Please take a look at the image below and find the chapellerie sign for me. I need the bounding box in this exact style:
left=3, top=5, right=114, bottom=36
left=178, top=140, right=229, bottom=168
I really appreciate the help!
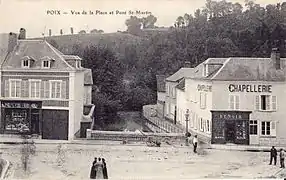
left=229, top=84, right=272, bottom=93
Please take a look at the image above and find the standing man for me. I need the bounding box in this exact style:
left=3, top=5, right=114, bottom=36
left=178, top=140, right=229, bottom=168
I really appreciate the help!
left=193, top=135, right=198, bottom=153
left=280, top=148, right=285, bottom=168
left=269, top=146, right=277, bottom=165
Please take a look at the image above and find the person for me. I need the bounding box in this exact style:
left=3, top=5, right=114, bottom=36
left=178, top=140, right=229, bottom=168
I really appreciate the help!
left=280, top=148, right=285, bottom=168
left=269, top=146, right=277, bottom=165
left=102, top=158, right=108, bottom=179
left=95, top=157, right=104, bottom=179
left=90, top=157, right=97, bottom=179
left=193, top=135, right=198, bottom=153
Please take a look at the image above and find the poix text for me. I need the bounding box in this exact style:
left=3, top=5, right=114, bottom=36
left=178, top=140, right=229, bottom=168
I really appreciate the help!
left=46, top=10, right=152, bottom=16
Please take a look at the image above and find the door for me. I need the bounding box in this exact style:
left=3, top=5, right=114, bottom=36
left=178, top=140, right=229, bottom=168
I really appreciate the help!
left=225, top=120, right=236, bottom=143
left=31, top=110, right=40, bottom=134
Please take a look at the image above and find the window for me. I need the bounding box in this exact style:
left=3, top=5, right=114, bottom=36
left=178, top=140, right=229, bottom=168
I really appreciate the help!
left=42, top=60, right=50, bottom=68
left=50, top=81, right=61, bottom=99
left=261, top=121, right=270, bottom=135
left=255, top=95, right=277, bottom=111
left=30, top=80, right=41, bottom=98
left=200, top=92, right=206, bottom=109
left=249, top=120, right=258, bottom=135
left=76, top=60, right=81, bottom=68
left=200, top=118, right=203, bottom=131
left=229, top=95, right=239, bottom=110
left=206, top=120, right=210, bottom=133
left=22, top=60, right=30, bottom=68
left=9, top=79, right=21, bottom=97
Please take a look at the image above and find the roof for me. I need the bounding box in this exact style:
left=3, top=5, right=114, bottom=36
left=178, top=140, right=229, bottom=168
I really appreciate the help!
left=156, top=75, right=166, bottom=92
left=184, top=57, right=286, bottom=81
left=1, top=40, right=75, bottom=70
left=84, top=68, right=93, bottom=85
left=176, top=78, right=185, bottom=91
left=0, top=33, right=9, bottom=63
left=166, top=68, right=194, bottom=82
left=211, top=57, right=286, bottom=81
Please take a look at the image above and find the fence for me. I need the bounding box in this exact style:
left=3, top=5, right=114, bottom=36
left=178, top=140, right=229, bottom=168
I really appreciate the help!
left=142, top=105, right=184, bottom=133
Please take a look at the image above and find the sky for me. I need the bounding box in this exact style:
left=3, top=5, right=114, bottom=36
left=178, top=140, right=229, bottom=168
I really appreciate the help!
left=0, top=0, right=282, bottom=38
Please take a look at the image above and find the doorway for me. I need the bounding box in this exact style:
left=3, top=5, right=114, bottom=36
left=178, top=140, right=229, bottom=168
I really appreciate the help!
left=225, top=120, right=236, bottom=143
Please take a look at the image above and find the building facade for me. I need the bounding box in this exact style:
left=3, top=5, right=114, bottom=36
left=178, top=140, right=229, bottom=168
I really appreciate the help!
left=165, top=68, right=193, bottom=124
left=174, top=50, right=286, bottom=146
left=0, top=29, right=94, bottom=140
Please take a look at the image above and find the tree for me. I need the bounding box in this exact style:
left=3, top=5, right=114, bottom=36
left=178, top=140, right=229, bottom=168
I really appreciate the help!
left=78, top=30, right=86, bottom=34
left=125, top=16, right=143, bottom=35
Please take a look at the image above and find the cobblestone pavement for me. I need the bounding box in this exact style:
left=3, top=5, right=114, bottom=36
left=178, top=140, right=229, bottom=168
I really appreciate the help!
left=1, top=143, right=284, bottom=179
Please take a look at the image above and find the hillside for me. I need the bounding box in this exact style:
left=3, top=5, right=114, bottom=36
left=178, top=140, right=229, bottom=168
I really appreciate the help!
left=30, top=32, right=145, bottom=56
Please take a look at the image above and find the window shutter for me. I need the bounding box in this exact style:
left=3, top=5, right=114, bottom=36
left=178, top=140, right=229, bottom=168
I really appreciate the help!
left=229, top=95, right=234, bottom=109
left=61, top=81, right=66, bottom=99
left=40, top=81, right=45, bottom=98
left=255, top=95, right=260, bottom=110
left=266, top=96, right=271, bottom=110
left=4, top=80, right=9, bottom=97
left=21, top=81, right=25, bottom=98
left=44, top=81, right=50, bottom=98
left=271, top=121, right=276, bottom=136
left=235, top=95, right=239, bottom=110
left=272, top=96, right=277, bottom=111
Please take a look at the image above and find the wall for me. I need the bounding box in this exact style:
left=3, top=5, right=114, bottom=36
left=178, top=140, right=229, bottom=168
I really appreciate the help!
left=176, top=88, right=187, bottom=126
left=183, top=78, right=212, bottom=139
left=83, top=85, right=92, bottom=105
left=1, top=71, right=69, bottom=108
left=212, top=81, right=286, bottom=145
left=72, top=71, right=85, bottom=138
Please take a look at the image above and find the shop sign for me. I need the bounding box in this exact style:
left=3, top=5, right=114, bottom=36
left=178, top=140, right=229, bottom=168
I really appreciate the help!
left=1, top=102, right=40, bottom=108
left=212, top=111, right=250, bottom=120
left=229, top=84, right=272, bottom=93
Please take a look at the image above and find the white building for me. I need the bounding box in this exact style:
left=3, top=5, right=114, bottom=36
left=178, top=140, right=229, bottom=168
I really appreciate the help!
left=175, top=49, right=286, bottom=146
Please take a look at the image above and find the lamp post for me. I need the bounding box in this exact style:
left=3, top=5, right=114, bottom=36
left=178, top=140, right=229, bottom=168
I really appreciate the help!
left=185, top=109, right=190, bottom=146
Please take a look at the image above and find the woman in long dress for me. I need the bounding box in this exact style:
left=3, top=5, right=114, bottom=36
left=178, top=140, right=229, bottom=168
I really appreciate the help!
left=90, top=157, right=97, bottom=179
left=102, top=158, right=108, bottom=179
left=95, top=158, right=104, bottom=179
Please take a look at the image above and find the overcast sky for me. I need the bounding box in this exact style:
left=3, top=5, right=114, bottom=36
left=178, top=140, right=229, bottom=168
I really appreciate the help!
left=0, top=0, right=282, bottom=38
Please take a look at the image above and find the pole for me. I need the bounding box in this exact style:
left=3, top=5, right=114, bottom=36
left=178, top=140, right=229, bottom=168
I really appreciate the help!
left=185, top=109, right=189, bottom=146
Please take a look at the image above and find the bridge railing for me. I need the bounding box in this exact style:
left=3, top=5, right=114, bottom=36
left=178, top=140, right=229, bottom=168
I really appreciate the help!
left=86, top=130, right=185, bottom=142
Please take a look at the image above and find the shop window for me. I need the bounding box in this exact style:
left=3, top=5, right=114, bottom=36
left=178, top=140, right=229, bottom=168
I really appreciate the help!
left=229, top=95, right=239, bottom=110
left=249, top=120, right=258, bottom=135
left=50, top=80, right=62, bottom=99
left=255, top=95, right=277, bottom=111
left=9, top=79, right=21, bottom=98
left=30, top=80, right=41, bottom=98
left=261, top=121, right=271, bottom=135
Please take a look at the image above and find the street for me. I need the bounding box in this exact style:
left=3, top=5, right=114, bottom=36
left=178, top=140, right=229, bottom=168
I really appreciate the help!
left=1, top=143, right=284, bottom=179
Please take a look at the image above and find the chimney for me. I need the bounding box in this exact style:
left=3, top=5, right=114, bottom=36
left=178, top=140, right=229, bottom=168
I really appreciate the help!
left=271, top=48, right=281, bottom=70
left=8, top=32, right=17, bottom=53
left=49, top=29, right=52, bottom=36
left=18, top=28, right=26, bottom=39
left=184, top=61, right=191, bottom=68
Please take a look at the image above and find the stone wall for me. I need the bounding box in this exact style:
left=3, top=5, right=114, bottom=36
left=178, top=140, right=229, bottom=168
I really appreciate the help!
left=86, top=130, right=185, bottom=142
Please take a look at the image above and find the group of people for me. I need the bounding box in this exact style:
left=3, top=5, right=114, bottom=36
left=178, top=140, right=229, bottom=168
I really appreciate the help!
left=269, top=146, right=285, bottom=168
left=90, top=157, right=108, bottom=179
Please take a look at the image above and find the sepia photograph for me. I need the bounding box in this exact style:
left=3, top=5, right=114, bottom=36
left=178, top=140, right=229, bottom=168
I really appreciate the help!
left=0, top=0, right=286, bottom=179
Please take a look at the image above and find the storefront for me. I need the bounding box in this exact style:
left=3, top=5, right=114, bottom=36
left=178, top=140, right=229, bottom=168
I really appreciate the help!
left=0, top=100, right=42, bottom=135
left=211, top=111, right=252, bottom=145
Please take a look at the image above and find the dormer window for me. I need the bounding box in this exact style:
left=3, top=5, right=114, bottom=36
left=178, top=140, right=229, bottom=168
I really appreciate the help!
left=76, top=60, right=81, bottom=68
left=22, top=60, right=29, bottom=67
left=21, top=56, right=34, bottom=68
left=41, top=56, right=54, bottom=69
left=42, top=60, right=50, bottom=68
